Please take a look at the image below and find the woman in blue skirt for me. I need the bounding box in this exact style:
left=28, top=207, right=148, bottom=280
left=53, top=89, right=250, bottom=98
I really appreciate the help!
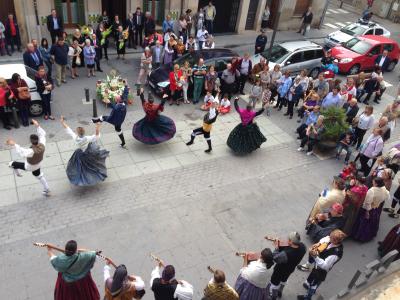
left=61, top=116, right=109, bottom=186
left=132, top=89, right=176, bottom=144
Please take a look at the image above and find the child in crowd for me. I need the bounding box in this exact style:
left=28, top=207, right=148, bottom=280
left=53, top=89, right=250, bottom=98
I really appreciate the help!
left=218, top=94, right=231, bottom=114
left=249, top=78, right=263, bottom=108
left=262, top=84, right=272, bottom=116
left=339, top=161, right=357, bottom=180
left=335, top=130, right=355, bottom=164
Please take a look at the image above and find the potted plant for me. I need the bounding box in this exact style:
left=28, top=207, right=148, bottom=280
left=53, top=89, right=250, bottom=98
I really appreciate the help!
left=318, top=106, right=349, bottom=152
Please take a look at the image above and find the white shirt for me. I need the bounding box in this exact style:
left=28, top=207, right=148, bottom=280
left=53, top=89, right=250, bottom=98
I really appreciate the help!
left=357, top=113, right=375, bottom=130
left=313, top=236, right=339, bottom=271
left=240, top=59, right=250, bottom=75
left=103, top=265, right=145, bottom=290
left=220, top=99, right=231, bottom=108
left=14, top=126, right=46, bottom=171
left=65, top=127, right=98, bottom=150
left=378, top=56, right=386, bottom=67
left=150, top=266, right=193, bottom=300
left=204, top=94, right=215, bottom=103
left=240, top=260, right=270, bottom=288
left=197, top=29, right=208, bottom=42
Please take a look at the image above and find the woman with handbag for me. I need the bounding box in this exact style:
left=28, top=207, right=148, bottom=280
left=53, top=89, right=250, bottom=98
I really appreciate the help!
left=9, top=73, right=30, bottom=127
left=35, top=66, right=55, bottom=120
left=0, top=77, right=13, bottom=129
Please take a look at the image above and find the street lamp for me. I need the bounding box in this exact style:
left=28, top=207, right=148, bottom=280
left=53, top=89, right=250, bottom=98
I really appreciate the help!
left=267, top=0, right=284, bottom=59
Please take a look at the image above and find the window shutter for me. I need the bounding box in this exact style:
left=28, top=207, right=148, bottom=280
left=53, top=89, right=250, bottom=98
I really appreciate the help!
left=157, top=0, right=165, bottom=24
left=143, top=1, right=149, bottom=13
left=77, top=0, right=86, bottom=25
left=54, top=0, right=62, bottom=14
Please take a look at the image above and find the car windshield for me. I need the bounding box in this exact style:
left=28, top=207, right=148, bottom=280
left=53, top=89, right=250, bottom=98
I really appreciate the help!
left=174, top=52, right=198, bottom=66
left=25, top=65, right=37, bottom=81
left=261, top=44, right=290, bottom=63
left=340, top=24, right=366, bottom=36
left=343, top=38, right=372, bottom=54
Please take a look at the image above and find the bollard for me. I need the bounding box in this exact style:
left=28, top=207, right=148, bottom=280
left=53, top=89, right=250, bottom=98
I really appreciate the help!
left=92, top=96, right=98, bottom=118
left=11, top=107, right=20, bottom=129
left=85, top=88, right=90, bottom=102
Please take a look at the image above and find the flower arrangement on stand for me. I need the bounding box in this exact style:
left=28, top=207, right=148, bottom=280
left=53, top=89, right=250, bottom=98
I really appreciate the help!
left=96, top=71, right=133, bottom=106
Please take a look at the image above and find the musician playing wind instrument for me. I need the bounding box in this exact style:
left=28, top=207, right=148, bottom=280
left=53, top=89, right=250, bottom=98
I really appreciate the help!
left=104, top=258, right=146, bottom=300
left=296, top=230, right=346, bottom=300
left=203, top=268, right=239, bottom=300
left=46, top=240, right=100, bottom=300
left=267, top=232, right=306, bottom=300
left=150, top=255, right=193, bottom=300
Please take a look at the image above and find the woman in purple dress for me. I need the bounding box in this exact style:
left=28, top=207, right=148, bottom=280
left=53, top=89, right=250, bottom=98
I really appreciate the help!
left=234, top=248, right=274, bottom=300
left=352, top=177, right=390, bottom=242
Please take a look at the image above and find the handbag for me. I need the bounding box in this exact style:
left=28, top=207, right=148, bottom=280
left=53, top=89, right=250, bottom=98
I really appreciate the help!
left=18, top=87, right=31, bottom=100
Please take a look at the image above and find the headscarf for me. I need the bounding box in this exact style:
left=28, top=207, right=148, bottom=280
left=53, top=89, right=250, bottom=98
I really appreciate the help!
left=110, top=264, right=128, bottom=296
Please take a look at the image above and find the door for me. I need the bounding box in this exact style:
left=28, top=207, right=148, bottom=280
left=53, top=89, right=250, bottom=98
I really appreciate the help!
left=245, top=0, right=260, bottom=30
left=102, top=0, right=127, bottom=20
left=283, top=51, right=303, bottom=75
left=374, top=28, right=384, bottom=35
left=143, top=0, right=165, bottom=24
left=0, top=0, right=15, bottom=24
left=198, top=0, right=240, bottom=33
left=364, top=45, right=381, bottom=69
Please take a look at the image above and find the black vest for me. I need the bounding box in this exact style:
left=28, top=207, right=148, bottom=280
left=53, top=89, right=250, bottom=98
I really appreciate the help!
left=152, top=278, right=177, bottom=300
left=313, top=243, right=343, bottom=281
left=275, top=243, right=306, bottom=275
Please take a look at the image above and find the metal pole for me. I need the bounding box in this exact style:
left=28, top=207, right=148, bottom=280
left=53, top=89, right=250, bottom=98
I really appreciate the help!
left=267, top=0, right=283, bottom=59
left=92, top=97, right=98, bottom=118
left=340, top=1, right=344, bottom=8
left=85, top=88, right=90, bottom=102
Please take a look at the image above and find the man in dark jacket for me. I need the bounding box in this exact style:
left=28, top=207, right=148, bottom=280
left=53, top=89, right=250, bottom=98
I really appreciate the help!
left=126, top=13, right=136, bottom=48
left=91, top=33, right=103, bottom=72
left=46, top=9, right=63, bottom=44
left=133, top=7, right=144, bottom=47
left=342, top=98, right=359, bottom=124
left=4, top=14, right=21, bottom=53
left=375, top=50, right=391, bottom=73
left=255, top=30, right=268, bottom=54
left=23, top=43, right=43, bottom=71
left=363, top=76, right=386, bottom=104
left=144, top=12, right=156, bottom=38
left=50, top=39, right=69, bottom=86
left=297, top=7, right=313, bottom=36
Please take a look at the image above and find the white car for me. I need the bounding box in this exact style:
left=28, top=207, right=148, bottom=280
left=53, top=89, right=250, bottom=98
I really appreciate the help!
left=324, top=21, right=390, bottom=48
left=0, top=64, right=43, bottom=116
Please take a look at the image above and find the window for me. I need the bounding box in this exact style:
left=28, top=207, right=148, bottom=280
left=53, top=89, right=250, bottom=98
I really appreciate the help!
left=364, top=29, right=374, bottom=35
left=369, top=45, right=381, bottom=56
left=383, top=44, right=394, bottom=52
left=303, top=50, right=316, bottom=61
left=287, top=52, right=302, bottom=64
left=293, top=0, right=312, bottom=16
left=374, top=28, right=384, bottom=35
left=54, top=0, right=85, bottom=26
left=315, top=49, right=324, bottom=58
left=214, top=60, right=228, bottom=72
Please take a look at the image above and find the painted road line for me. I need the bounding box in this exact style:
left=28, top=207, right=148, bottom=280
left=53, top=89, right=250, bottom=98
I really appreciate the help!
left=345, top=21, right=352, bottom=24
left=384, top=80, right=393, bottom=88
left=326, top=11, right=332, bottom=15
left=337, top=8, right=350, bottom=13
left=328, top=9, right=341, bottom=13
left=325, top=23, right=339, bottom=29
left=336, top=22, right=346, bottom=27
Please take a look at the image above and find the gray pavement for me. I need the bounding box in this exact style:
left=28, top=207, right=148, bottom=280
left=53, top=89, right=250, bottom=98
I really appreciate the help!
left=1, top=2, right=400, bottom=300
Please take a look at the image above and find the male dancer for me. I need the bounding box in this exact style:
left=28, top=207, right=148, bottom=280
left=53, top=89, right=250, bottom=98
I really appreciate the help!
left=268, top=232, right=306, bottom=299
left=92, top=95, right=127, bottom=147
left=186, top=103, right=219, bottom=153
left=6, top=119, right=50, bottom=196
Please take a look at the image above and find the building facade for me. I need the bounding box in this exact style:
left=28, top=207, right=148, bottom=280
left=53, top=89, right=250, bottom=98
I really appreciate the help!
left=2, top=0, right=329, bottom=45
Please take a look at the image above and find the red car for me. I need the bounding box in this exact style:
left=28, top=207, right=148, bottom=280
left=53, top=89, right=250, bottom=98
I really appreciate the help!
left=331, top=35, right=399, bottom=75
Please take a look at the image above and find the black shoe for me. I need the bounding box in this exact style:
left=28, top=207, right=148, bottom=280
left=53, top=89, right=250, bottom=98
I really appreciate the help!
left=373, top=100, right=380, bottom=104
left=98, top=69, right=103, bottom=72
left=186, top=141, right=193, bottom=146
left=289, top=116, right=293, bottom=119
left=240, top=91, right=245, bottom=95
left=205, top=148, right=212, bottom=153
left=297, top=296, right=306, bottom=300
left=4, top=126, right=11, bottom=130
left=283, top=113, right=289, bottom=116
left=363, top=101, right=369, bottom=105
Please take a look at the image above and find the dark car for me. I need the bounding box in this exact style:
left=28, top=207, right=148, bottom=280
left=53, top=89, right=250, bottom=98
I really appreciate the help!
left=148, top=48, right=239, bottom=95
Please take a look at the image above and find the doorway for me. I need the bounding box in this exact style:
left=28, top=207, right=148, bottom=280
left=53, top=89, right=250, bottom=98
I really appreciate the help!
left=101, top=0, right=127, bottom=20
left=0, top=0, right=15, bottom=24
left=245, top=0, right=260, bottom=30
left=198, top=0, right=240, bottom=33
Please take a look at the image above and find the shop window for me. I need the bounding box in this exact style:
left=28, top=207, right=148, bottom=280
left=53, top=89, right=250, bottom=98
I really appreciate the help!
left=293, top=0, right=312, bottom=16
left=54, top=0, right=85, bottom=26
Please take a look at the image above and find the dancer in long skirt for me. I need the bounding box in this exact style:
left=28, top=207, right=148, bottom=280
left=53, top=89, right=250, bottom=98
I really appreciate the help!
left=132, top=89, right=176, bottom=144
left=92, top=95, right=127, bottom=147
left=352, top=177, right=389, bottom=242
left=234, top=248, right=274, bottom=300
left=227, top=97, right=266, bottom=155
left=61, top=116, right=109, bottom=186
left=378, top=224, right=400, bottom=261
left=186, top=103, right=219, bottom=153
left=103, top=259, right=146, bottom=299
left=7, top=119, right=50, bottom=196
left=47, top=240, right=100, bottom=300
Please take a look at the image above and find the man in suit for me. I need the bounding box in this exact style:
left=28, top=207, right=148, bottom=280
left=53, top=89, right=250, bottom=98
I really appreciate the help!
left=23, top=43, right=43, bottom=71
left=47, top=9, right=63, bottom=44
left=151, top=40, right=164, bottom=69
left=91, top=33, right=103, bottom=72
left=133, top=7, right=144, bottom=48
left=342, top=99, right=359, bottom=124
left=363, top=76, right=386, bottom=104
left=126, top=13, right=136, bottom=49
left=144, top=12, right=156, bottom=38
left=375, top=50, right=391, bottom=72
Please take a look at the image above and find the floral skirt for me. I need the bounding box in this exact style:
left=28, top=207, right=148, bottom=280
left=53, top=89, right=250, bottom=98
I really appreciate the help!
left=66, top=142, right=109, bottom=186
left=54, top=272, right=100, bottom=300
left=132, top=115, right=176, bottom=145
left=227, top=123, right=267, bottom=155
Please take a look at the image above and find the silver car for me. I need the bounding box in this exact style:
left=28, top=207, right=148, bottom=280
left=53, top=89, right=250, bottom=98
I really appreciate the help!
left=251, top=40, right=323, bottom=79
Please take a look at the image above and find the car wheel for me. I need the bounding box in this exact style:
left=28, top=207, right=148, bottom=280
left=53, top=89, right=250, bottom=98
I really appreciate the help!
left=309, top=68, right=320, bottom=79
left=348, top=64, right=360, bottom=75
left=386, top=61, right=397, bottom=72
left=29, top=100, right=43, bottom=117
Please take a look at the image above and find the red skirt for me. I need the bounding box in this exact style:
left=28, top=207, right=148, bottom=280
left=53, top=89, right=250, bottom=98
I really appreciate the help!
left=54, top=272, right=100, bottom=300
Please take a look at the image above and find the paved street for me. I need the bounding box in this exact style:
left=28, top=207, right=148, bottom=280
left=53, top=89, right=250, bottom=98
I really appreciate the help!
left=0, top=1, right=400, bottom=299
